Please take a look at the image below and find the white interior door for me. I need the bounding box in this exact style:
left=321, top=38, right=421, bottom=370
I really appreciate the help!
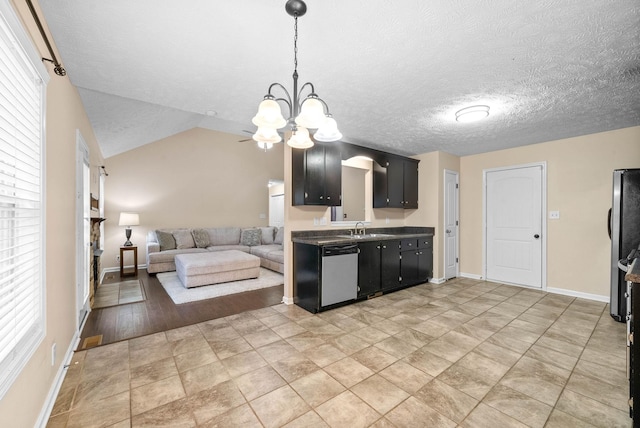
left=485, top=164, right=544, bottom=288
left=76, top=131, right=90, bottom=329
left=444, top=170, right=459, bottom=280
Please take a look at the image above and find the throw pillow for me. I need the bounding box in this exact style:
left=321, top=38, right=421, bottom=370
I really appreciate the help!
left=260, top=227, right=275, bottom=245
left=191, top=228, right=210, bottom=248
left=173, top=229, right=195, bottom=249
left=156, top=230, right=176, bottom=251
left=274, top=227, right=284, bottom=244
left=240, top=228, right=262, bottom=246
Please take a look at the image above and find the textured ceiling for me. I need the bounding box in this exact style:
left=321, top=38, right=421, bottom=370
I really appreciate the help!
left=38, top=0, right=640, bottom=158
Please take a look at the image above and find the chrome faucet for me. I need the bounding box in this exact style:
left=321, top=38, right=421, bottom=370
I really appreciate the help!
left=354, top=221, right=365, bottom=236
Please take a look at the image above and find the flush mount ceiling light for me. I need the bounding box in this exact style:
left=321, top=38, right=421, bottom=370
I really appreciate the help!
left=455, top=105, right=490, bottom=123
left=251, top=0, right=342, bottom=150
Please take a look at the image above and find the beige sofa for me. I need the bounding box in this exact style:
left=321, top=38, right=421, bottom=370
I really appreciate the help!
left=146, top=226, right=284, bottom=274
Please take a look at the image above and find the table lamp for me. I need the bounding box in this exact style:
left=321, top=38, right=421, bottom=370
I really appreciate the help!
left=118, top=212, right=139, bottom=246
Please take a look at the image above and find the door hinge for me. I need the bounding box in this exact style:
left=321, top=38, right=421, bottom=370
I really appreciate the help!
left=456, top=183, right=459, bottom=189
left=456, top=257, right=459, bottom=263
left=456, top=220, right=459, bottom=226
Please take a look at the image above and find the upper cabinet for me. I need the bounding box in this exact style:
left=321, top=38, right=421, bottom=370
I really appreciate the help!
left=292, top=141, right=419, bottom=209
left=292, top=142, right=342, bottom=206
left=373, top=157, right=419, bottom=209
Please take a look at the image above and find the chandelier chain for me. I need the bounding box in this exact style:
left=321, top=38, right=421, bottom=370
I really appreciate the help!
left=294, top=14, right=298, bottom=72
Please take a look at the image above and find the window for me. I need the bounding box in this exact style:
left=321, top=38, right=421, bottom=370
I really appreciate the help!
left=0, top=0, right=49, bottom=398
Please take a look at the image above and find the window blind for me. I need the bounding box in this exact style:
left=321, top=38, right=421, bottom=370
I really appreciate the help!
left=0, top=5, right=46, bottom=398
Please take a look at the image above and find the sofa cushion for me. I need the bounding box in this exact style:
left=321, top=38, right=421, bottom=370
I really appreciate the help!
left=240, top=228, right=262, bottom=246
left=173, top=229, right=195, bottom=249
left=260, top=227, right=276, bottom=245
left=249, top=245, right=284, bottom=264
left=207, top=245, right=250, bottom=253
left=191, top=228, right=210, bottom=248
left=207, top=227, right=241, bottom=246
left=156, top=230, right=176, bottom=251
left=148, top=247, right=206, bottom=263
left=274, top=227, right=284, bottom=244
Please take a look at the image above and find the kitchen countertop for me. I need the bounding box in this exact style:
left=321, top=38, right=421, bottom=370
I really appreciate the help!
left=291, top=227, right=434, bottom=246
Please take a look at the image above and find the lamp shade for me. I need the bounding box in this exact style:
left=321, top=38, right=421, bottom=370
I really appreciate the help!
left=313, top=116, right=342, bottom=142
left=287, top=127, right=314, bottom=149
left=118, top=212, right=139, bottom=227
left=252, top=99, right=287, bottom=129
left=252, top=126, right=282, bottom=144
left=295, top=98, right=327, bottom=129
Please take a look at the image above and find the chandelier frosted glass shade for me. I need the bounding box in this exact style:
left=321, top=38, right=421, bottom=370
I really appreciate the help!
left=313, top=116, right=342, bottom=142
left=257, top=141, right=274, bottom=150
left=295, top=98, right=327, bottom=129
left=252, top=126, right=282, bottom=144
left=252, top=99, right=287, bottom=129
left=287, top=127, right=314, bottom=149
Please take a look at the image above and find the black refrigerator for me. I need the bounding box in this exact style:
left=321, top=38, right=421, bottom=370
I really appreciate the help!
left=610, top=168, right=640, bottom=322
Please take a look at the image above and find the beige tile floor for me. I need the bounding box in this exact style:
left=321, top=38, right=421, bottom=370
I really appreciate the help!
left=47, top=278, right=633, bottom=427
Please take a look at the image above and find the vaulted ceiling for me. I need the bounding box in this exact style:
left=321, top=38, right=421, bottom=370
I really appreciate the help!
left=38, top=0, right=640, bottom=158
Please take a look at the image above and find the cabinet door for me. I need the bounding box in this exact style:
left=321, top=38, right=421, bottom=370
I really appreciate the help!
left=380, top=240, right=401, bottom=290
left=358, top=241, right=381, bottom=296
left=324, top=144, right=342, bottom=206
left=418, top=236, right=433, bottom=282
left=400, top=249, right=420, bottom=286
left=387, top=159, right=404, bottom=208
left=373, top=161, right=388, bottom=208
left=304, top=145, right=326, bottom=204
left=403, top=160, right=419, bottom=209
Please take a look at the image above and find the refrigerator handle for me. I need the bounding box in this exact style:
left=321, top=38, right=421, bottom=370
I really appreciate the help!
left=608, top=208, right=612, bottom=239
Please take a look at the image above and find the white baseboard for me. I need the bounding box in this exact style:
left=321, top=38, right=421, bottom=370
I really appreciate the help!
left=35, top=326, right=84, bottom=427
left=282, top=296, right=294, bottom=305
left=546, top=287, right=609, bottom=303
left=459, top=272, right=483, bottom=280
left=100, top=264, right=147, bottom=284
left=429, top=277, right=447, bottom=284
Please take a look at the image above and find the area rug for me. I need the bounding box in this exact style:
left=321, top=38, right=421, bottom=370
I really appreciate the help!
left=157, top=268, right=284, bottom=304
left=93, top=279, right=146, bottom=309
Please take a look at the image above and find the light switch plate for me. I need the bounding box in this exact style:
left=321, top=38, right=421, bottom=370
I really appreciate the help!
left=549, top=211, right=560, bottom=219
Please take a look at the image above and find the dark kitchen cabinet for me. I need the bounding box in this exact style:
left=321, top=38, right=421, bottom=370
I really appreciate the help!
left=373, top=157, right=419, bottom=209
left=292, top=142, right=341, bottom=206
left=400, top=236, right=432, bottom=286
left=358, top=240, right=401, bottom=297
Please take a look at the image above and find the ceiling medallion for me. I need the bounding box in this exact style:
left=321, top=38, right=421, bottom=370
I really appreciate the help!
left=251, top=0, right=342, bottom=150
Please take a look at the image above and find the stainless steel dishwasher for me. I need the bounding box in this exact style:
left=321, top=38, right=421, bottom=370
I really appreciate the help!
left=321, top=244, right=359, bottom=307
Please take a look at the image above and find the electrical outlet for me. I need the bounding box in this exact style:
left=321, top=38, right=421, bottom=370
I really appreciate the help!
left=116, top=255, right=120, bottom=262
left=51, top=343, right=56, bottom=366
left=386, top=217, right=390, bottom=224
left=549, top=211, right=560, bottom=219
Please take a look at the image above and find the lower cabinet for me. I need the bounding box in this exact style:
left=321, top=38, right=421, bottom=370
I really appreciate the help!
left=400, top=237, right=433, bottom=286
left=357, top=240, right=401, bottom=297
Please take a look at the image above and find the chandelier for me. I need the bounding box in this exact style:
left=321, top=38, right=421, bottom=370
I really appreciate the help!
left=251, top=0, right=342, bottom=150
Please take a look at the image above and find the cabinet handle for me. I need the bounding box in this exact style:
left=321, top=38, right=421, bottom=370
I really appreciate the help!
left=320, top=196, right=323, bottom=199
left=377, top=245, right=380, bottom=249
left=327, top=196, right=330, bottom=200
left=382, top=245, right=386, bottom=249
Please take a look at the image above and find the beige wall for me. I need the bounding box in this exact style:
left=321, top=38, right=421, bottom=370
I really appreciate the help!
left=102, top=127, right=284, bottom=269
left=459, top=126, right=640, bottom=298
left=0, top=1, right=104, bottom=426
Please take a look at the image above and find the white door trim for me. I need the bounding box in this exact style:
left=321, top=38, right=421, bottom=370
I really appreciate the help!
left=443, top=169, right=459, bottom=280
left=482, top=161, right=547, bottom=290
left=76, top=130, right=90, bottom=330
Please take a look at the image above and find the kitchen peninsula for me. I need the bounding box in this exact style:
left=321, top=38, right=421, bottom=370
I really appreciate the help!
left=292, top=227, right=434, bottom=313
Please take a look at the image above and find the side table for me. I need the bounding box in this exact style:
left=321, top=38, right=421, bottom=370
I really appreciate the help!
left=120, top=246, right=138, bottom=278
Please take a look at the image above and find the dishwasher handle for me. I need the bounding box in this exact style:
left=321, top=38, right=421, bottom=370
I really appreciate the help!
left=322, top=244, right=359, bottom=257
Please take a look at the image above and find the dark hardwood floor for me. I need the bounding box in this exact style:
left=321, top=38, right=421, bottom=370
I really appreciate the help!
left=79, top=269, right=284, bottom=349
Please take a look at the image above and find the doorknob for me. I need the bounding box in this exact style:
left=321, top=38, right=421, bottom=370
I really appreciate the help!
left=446, top=229, right=451, bottom=234
left=534, top=234, right=540, bottom=239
